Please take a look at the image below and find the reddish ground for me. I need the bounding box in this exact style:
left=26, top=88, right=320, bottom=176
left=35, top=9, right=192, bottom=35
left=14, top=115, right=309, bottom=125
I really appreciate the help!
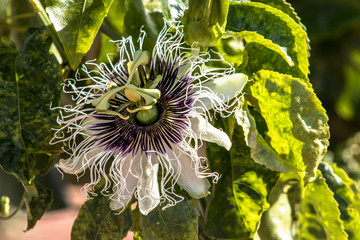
left=0, top=185, right=133, bottom=240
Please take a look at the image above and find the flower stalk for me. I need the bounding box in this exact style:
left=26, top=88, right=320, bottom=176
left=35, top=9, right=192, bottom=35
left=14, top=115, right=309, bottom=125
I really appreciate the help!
left=182, top=0, right=229, bottom=49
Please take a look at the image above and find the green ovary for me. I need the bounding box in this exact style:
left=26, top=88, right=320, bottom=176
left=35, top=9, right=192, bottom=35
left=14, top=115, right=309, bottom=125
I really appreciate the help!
left=136, top=105, right=159, bottom=125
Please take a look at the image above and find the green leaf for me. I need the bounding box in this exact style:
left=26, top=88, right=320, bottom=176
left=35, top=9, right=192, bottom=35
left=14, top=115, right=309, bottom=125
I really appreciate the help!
left=138, top=199, right=198, bottom=240
left=105, top=0, right=126, bottom=36
left=227, top=2, right=309, bottom=81
left=205, top=117, right=279, bottom=239
left=319, top=162, right=360, bottom=240
left=72, top=194, right=132, bottom=240
left=24, top=183, right=53, bottom=231
left=45, top=0, right=115, bottom=69
left=235, top=102, right=299, bottom=174
left=0, top=27, right=62, bottom=230
left=237, top=70, right=329, bottom=180
left=252, top=0, right=304, bottom=28
left=0, top=27, right=62, bottom=179
left=218, top=31, right=295, bottom=72
left=0, top=37, right=22, bottom=179
left=97, top=0, right=126, bottom=63
left=296, top=186, right=328, bottom=240
left=257, top=171, right=302, bottom=240
left=296, top=170, right=348, bottom=240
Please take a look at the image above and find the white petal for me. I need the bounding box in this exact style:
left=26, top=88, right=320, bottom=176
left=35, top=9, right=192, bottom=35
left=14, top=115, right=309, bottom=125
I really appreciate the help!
left=202, top=73, right=248, bottom=109
left=171, top=148, right=210, bottom=199
left=190, top=113, right=231, bottom=150
left=137, top=155, right=160, bottom=215
left=110, top=155, right=139, bottom=211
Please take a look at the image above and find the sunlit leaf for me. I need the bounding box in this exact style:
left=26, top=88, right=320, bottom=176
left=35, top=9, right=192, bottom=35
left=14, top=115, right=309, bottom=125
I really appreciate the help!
left=235, top=102, right=299, bottom=173
left=218, top=30, right=298, bottom=76
left=45, top=0, right=115, bottom=69
left=296, top=169, right=348, bottom=240
left=237, top=70, right=329, bottom=180
left=205, top=117, right=279, bottom=239
left=138, top=199, right=198, bottom=240
left=252, top=0, right=304, bottom=28
left=227, top=2, right=309, bottom=82
left=257, top=172, right=297, bottom=240
left=319, top=162, right=360, bottom=240
left=296, top=187, right=327, bottom=240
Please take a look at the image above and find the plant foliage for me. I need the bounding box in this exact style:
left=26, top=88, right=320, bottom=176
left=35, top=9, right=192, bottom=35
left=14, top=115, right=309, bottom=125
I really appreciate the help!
left=1, top=0, right=358, bottom=239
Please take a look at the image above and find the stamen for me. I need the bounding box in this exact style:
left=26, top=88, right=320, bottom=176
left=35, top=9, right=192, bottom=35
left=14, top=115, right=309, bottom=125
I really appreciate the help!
left=135, top=88, right=161, bottom=105
left=92, top=86, right=125, bottom=110
left=126, top=50, right=150, bottom=85
left=124, top=88, right=142, bottom=103
left=148, top=75, right=162, bottom=89
left=123, top=84, right=161, bottom=105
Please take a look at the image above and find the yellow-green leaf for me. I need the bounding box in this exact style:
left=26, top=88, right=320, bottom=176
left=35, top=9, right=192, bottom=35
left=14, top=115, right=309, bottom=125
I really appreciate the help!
left=237, top=70, right=329, bottom=180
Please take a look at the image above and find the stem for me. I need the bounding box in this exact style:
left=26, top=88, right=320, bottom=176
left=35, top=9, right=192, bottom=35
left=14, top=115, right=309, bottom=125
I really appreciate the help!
left=100, top=24, right=122, bottom=40
left=0, top=12, right=36, bottom=22
left=0, top=23, right=27, bottom=32
left=0, top=194, right=25, bottom=220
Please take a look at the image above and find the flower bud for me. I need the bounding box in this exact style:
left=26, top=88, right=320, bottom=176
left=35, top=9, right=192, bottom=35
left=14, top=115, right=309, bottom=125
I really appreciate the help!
left=182, top=0, right=229, bottom=48
left=1, top=196, right=10, bottom=216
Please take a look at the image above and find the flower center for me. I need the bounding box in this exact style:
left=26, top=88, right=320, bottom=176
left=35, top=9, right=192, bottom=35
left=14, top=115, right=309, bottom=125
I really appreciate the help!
left=91, top=50, right=163, bottom=124
left=136, top=105, right=159, bottom=125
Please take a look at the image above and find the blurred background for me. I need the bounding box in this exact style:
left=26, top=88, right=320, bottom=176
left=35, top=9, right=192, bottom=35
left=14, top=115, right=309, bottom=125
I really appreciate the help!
left=1, top=0, right=360, bottom=239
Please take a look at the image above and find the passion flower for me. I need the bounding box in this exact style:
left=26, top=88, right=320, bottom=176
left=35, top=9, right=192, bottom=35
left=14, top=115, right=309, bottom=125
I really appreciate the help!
left=51, top=22, right=247, bottom=215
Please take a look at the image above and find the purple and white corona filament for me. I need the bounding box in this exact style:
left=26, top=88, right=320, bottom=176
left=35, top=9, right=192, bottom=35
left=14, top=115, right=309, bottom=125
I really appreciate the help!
left=51, top=23, right=247, bottom=215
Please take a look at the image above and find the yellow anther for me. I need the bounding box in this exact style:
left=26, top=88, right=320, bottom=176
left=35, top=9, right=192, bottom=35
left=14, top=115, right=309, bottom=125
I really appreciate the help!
left=127, top=105, right=153, bottom=113
left=125, top=88, right=142, bottom=103
left=106, top=82, right=118, bottom=91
